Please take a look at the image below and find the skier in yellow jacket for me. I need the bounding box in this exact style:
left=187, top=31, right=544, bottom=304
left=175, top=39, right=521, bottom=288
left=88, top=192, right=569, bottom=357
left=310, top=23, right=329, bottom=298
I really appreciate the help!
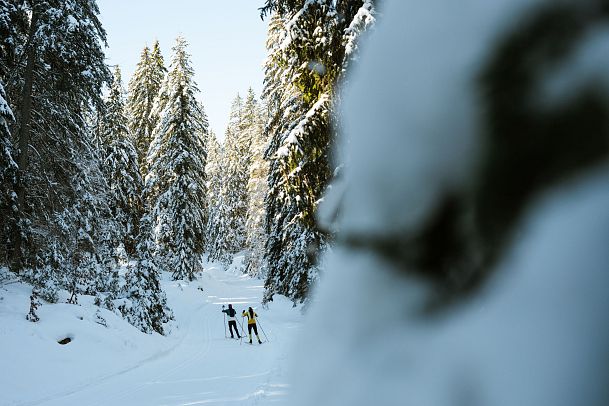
left=242, top=307, right=262, bottom=344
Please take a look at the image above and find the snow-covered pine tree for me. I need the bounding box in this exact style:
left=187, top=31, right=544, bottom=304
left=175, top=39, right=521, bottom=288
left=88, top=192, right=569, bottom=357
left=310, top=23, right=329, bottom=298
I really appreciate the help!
left=260, top=1, right=377, bottom=302
left=146, top=37, right=208, bottom=281
left=260, top=10, right=316, bottom=303
left=243, top=89, right=269, bottom=277
left=5, top=0, right=111, bottom=278
left=101, top=66, right=143, bottom=258
left=52, top=145, right=117, bottom=305
left=0, top=81, right=17, bottom=264
left=208, top=94, right=251, bottom=267
left=0, top=94, right=12, bottom=277
left=0, top=0, right=26, bottom=95
left=206, top=129, right=234, bottom=269
left=127, top=41, right=166, bottom=176
left=120, top=214, right=173, bottom=334
left=203, top=130, right=223, bottom=254
left=0, top=0, right=125, bottom=309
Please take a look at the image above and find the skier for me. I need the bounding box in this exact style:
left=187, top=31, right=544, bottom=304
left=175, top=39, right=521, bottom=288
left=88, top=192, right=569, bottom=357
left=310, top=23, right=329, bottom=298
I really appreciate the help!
left=222, top=304, right=241, bottom=339
left=242, top=307, right=262, bottom=344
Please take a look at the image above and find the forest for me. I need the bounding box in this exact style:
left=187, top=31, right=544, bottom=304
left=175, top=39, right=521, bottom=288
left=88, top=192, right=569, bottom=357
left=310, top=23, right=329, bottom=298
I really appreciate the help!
left=3, top=0, right=609, bottom=405
left=0, top=0, right=375, bottom=334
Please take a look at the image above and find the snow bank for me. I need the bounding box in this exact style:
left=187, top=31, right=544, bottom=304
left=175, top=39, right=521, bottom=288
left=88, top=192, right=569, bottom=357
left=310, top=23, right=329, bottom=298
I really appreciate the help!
left=0, top=270, right=167, bottom=405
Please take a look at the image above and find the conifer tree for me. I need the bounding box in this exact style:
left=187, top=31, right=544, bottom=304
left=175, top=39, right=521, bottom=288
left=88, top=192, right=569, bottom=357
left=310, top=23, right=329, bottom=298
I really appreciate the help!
left=261, top=10, right=315, bottom=302
left=51, top=145, right=117, bottom=305
left=146, top=37, right=208, bottom=281
left=206, top=147, right=234, bottom=269
left=127, top=41, right=166, bottom=175
left=0, top=81, right=17, bottom=263
left=219, top=94, right=249, bottom=264
left=101, top=66, right=143, bottom=257
left=6, top=0, right=111, bottom=275
left=260, top=2, right=377, bottom=302
left=204, top=131, right=222, bottom=254
left=207, top=91, right=266, bottom=270
left=243, top=90, right=269, bottom=277
left=0, top=0, right=126, bottom=310
left=120, top=214, right=173, bottom=335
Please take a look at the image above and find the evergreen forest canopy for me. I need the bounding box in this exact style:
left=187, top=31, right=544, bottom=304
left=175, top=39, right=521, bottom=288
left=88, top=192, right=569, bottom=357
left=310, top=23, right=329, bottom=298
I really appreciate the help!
left=0, top=0, right=377, bottom=334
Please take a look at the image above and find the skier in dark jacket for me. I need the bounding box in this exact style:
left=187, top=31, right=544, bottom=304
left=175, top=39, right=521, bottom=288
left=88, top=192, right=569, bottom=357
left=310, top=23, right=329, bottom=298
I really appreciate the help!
left=242, top=307, right=262, bottom=344
left=222, top=304, right=241, bottom=338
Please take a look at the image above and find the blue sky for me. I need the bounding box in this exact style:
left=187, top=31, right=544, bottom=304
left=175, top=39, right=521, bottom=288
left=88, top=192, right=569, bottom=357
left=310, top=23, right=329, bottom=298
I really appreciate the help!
left=97, top=0, right=269, bottom=141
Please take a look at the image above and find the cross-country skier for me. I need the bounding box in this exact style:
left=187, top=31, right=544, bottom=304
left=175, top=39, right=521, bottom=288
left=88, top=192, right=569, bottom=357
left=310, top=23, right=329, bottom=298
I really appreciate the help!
left=222, top=304, right=241, bottom=339
left=242, top=307, right=262, bottom=344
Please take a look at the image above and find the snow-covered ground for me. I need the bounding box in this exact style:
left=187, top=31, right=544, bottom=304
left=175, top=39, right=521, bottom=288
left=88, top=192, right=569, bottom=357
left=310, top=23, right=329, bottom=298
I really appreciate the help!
left=0, top=258, right=302, bottom=406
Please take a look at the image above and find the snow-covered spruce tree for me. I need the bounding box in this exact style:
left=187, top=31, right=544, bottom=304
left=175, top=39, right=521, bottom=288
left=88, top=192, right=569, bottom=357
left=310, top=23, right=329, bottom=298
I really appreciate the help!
left=120, top=214, right=173, bottom=334
left=208, top=94, right=252, bottom=267
left=5, top=0, right=111, bottom=279
left=0, top=81, right=17, bottom=265
left=0, top=0, right=26, bottom=92
left=260, top=11, right=311, bottom=302
left=51, top=148, right=117, bottom=305
left=146, top=37, right=208, bottom=281
left=0, top=2, right=20, bottom=262
left=243, top=89, right=269, bottom=277
left=203, top=131, right=223, bottom=254
left=260, top=2, right=377, bottom=303
left=127, top=40, right=166, bottom=176
left=206, top=130, right=235, bottom=269
left=101, top=66, right=143, bottom=258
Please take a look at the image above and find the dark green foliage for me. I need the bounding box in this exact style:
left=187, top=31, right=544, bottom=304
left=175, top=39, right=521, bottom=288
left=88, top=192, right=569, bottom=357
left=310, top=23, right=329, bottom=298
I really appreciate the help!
left=0, top=81, right=16, bottom=265
left=0, top=1, right=130, bottom=311
left=259, top=0, right=302, bottom=17
left=262, top=1, right=377, bottom=303
left=0, top=0, right=26, bottom=79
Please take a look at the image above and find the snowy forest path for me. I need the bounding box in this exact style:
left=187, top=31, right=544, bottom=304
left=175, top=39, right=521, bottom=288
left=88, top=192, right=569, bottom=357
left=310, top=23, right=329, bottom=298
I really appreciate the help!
left=25, top=262, right=298, bottom=406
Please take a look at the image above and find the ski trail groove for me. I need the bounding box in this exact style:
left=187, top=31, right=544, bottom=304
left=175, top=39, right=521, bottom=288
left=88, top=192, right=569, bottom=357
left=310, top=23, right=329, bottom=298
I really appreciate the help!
left=91, top=302, right=213, bottom=405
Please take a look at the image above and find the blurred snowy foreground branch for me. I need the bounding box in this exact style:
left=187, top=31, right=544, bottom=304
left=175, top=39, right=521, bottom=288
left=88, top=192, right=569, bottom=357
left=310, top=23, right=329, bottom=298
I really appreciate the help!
left=289, top=0, right=609, bottom=405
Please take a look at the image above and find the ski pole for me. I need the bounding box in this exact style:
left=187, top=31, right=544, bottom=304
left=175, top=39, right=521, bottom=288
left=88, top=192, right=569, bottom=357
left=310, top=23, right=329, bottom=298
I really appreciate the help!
left=239, top=317, right=247, bottom=338
left=257, top=319, right=269, bottom=342
left=222, top=305, right=227, bottom=338
left=239, top=316, right=246, bottom=346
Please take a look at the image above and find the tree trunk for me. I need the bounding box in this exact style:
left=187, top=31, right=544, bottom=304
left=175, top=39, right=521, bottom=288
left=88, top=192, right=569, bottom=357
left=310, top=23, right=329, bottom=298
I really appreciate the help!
left=11, top=10, right=38, bottom=271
